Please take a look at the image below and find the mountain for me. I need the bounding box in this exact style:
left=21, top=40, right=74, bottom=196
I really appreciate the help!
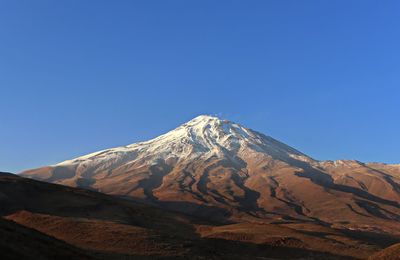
left=2, top=171, right=374, bottom=259
left=22, top=115, right=400, bottom=236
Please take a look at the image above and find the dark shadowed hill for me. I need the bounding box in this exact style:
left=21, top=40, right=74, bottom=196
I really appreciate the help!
left=0, top=216, right=95, bottom=260
left=3, top=171, right=397, bottom=259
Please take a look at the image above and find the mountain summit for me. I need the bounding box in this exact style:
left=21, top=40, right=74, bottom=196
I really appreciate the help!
left=22, top=116, right=400, bottom=234
left=56, top=115, right=311, bottom=168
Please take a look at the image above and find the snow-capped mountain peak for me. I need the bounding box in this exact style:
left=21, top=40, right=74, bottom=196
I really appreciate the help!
left=142, top=114, right=256, bottom=153
left=55, top=115, right=311, bottom=168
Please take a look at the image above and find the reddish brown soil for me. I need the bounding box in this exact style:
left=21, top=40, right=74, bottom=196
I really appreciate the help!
left=2, top=172, right=400, bottom=259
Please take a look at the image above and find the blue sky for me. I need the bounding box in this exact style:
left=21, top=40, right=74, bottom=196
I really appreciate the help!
left=1, top=1, right=399, bottom=172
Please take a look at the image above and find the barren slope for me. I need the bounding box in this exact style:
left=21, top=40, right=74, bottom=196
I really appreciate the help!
left=2, top=172, right=374, bottom=259
left=368, top=243, right=400, bottom=259
left=0, top=216, right=95, bottom=260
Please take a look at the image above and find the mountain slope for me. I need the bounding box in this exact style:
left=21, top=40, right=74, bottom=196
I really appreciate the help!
left=0, top=217, right=94, bottom=260
left=22, top=115, right=400, bottom=235
left=0, top=172, right=196, bottom=257
left=368, top=243, right=400, bottom=260
left=2, top=172, right=373, bottom=259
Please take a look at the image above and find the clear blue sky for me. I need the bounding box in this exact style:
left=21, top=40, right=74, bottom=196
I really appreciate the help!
left=1, top=1, right=399, bottom=173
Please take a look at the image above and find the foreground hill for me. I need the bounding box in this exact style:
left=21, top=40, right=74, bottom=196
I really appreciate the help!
left=1, top=171, right=396, bottom=259
left=0, top=171, right=195, bottom=258
left=22, top=115, right=400, bottom=236
left=0, top=217, right=94, bottom=260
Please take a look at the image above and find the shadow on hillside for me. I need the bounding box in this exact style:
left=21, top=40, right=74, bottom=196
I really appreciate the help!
left=86, top=235, right=354, bottom=260
left=286, top=158, right=400, bottom=211
left=338, top=228, right=400, bottom=248
left=156, top=200, right=234, bottom=224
